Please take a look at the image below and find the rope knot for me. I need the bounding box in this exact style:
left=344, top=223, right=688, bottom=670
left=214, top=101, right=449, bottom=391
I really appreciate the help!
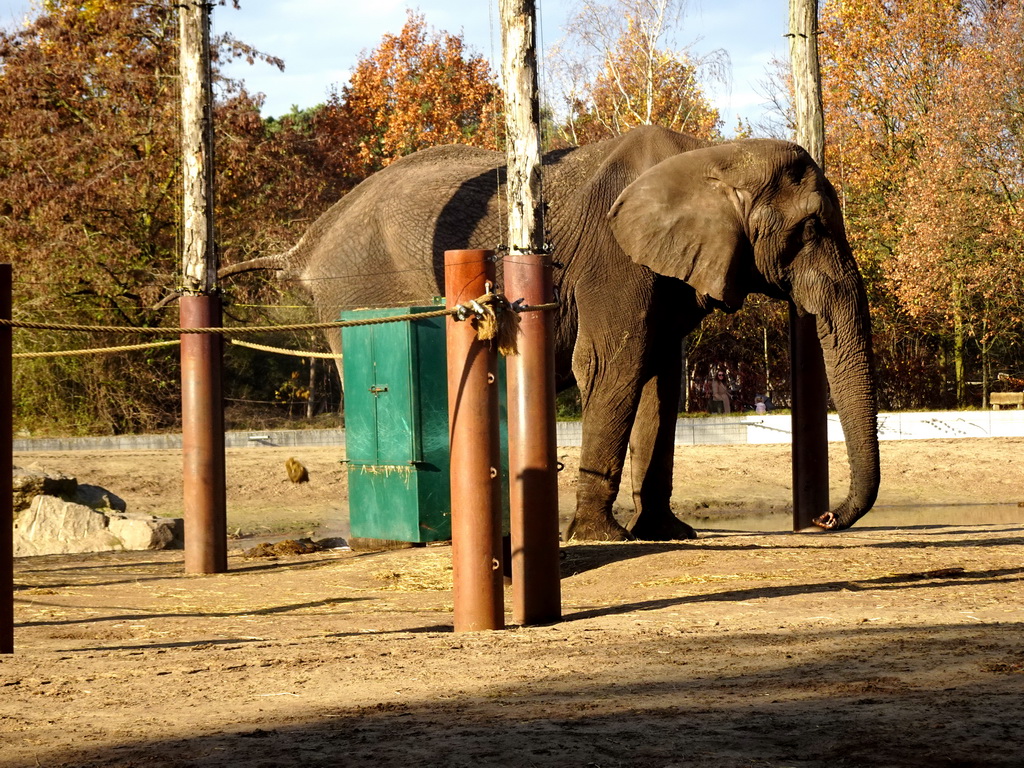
left=454, top=287, right=520, bottom=356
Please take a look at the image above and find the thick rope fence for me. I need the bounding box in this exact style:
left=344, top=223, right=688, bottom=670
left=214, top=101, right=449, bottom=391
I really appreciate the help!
left=0, top=293, right=558, bottom=361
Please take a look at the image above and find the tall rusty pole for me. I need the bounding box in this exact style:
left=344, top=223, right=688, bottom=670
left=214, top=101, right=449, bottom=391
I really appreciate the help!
left=500, top=0, right=561, bottom=625
left=446, top=249, right=505, bottom=632
left=179, top=0, right=227, bottom=573
left=504, top=257, right=561, bottom=625
left=789, top=0, right=830, bottom=531
left=1, top=264, right=12, bottom=653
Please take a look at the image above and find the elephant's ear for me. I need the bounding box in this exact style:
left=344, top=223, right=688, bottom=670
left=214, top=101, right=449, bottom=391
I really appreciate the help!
left=607, top=150, right=753, bottom=310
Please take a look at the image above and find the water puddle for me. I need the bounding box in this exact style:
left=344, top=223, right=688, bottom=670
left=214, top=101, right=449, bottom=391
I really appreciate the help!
left=698, top=504, right=1024, bottom=532
left=232, top=507, right=1023, bottom=545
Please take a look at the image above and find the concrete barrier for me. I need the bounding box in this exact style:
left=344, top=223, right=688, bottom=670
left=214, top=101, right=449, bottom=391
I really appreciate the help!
left=11, top=412, right=1024, bottom=453
left=14, top=428, right=346, bottom=453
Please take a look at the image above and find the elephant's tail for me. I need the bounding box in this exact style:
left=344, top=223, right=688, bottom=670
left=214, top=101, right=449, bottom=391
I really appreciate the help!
left=146, top=247, right=296, bottom=311
left=148, top=249, right=294, bottom=311
left=217, top=249, right=292, bottom=280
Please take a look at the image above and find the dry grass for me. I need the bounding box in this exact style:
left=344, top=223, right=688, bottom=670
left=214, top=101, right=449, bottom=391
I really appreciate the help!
left=373, top=550, right=453, bottom=591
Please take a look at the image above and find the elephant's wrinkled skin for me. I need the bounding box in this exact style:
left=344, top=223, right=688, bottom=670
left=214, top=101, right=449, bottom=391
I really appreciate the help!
left=245, top=126, right=879, bottom=540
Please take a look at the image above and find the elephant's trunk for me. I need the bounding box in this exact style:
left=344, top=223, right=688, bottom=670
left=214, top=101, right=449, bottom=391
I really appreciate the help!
left=799, top=269, right=880, bottom=530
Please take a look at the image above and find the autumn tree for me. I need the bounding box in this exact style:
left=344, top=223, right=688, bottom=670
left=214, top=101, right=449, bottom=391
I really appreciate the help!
left=549, top=0, right=726, bottom=145
left=316, top=10, right=503, bottom=181
left=0, top=1, right=185, bottom=432
left=818, top=0, right=1024, bottom=407
left=890, top=2, right=1024, bottom=405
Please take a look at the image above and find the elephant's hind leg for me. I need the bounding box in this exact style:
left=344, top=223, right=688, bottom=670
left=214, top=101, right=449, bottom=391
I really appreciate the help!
left=624, top=341, right=697, bottom=541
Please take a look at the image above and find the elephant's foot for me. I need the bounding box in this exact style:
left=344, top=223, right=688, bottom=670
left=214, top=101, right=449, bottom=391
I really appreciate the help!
left=565, top=514, right=633, bottom=542
left=626, top=510, right=697, bottom=541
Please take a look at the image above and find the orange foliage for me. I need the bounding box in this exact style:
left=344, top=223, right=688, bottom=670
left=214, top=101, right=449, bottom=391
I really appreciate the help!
left=595, top=17, right=719, bottom=138
left=820, top=0, right=963, bottom=269
left=319, top=10, right=503, bottom=180
left=819, top=0, right=1024, bottom=405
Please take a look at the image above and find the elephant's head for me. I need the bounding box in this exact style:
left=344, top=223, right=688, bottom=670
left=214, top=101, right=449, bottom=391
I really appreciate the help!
left=607, top=139, right=879, bottom=530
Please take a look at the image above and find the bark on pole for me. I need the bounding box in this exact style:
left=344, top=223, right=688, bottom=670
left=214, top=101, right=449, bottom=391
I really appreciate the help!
left=445, top=250, right=505, bottom=632
left=1, top=264, right=12, bottom=654
left=788, top=0, right=830, bottom=531
left=500, top=0, right=561, bottom=626
left=179, top=1, right=227, bottom=573
left=500, top=0, right=544, bottom=254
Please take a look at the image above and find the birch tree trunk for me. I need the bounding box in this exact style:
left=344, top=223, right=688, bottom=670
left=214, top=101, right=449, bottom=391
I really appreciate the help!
left=789, top=0, right=825, bottom=168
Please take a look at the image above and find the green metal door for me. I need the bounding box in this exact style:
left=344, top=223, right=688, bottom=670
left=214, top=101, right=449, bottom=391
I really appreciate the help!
left=341, top=306, right=451, bottom=542
left=341, top=304, right=508, bottom=543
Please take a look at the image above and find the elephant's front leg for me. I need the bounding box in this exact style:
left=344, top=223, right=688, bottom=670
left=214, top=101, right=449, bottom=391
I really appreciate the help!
left=565, top=331, right=646, bottom=542
left=624, top=283, right=704, bottom=540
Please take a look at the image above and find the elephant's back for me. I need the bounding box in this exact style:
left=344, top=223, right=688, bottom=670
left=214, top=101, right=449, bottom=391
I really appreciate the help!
left=296, top=145, right=508, bottom=310
left=307, top=145, right=503, bottom=235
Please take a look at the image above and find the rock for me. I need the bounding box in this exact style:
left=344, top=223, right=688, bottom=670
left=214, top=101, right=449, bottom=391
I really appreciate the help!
left=108, top=512, right=182, bottom=551
left=315, top=536, right=349, bottom=550
left=14, top=497, right=115, bottom=556
left=12, top=465, right=77, bottom=513
left=74, top=484, right=127, bottom=513
left=13, top=495, right=182, bottom=557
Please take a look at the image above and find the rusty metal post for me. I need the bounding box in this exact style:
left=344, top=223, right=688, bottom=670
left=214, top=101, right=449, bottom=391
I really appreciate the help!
left=790, top=305, right=830, bottom=530
left=180, top=294, right=227, bottom=574
left=445, top=249, right=504, bottom=632
left=1, top=264, right=12, bottom=653
left=505, top=253, right=561, bottom=625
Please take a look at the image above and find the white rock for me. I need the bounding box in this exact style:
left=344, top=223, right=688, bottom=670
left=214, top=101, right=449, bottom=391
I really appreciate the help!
left=108, top=513, right=180, bottom=551
left=13, top=496, right=182, bottom=557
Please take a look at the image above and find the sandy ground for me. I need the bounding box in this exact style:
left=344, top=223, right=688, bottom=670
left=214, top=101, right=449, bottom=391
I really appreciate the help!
left=3, top=438, right=1024, bottom=767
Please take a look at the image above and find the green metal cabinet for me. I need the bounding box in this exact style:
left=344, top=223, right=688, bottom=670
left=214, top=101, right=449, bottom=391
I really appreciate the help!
left=341, top=306, right=450, bottom=542
left=341, top=305, right=509, bottom=543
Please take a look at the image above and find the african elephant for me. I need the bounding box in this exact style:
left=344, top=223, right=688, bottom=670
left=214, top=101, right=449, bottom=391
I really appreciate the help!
left=232, top=125, right=879, bottom=540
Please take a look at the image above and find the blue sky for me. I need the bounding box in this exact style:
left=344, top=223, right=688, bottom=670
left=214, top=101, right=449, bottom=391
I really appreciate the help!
left=0, top=1, right=788, bottom=133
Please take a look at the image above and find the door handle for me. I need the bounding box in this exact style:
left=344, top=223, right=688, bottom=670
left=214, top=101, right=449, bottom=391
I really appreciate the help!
left=369, top=386, right=389, bottom=395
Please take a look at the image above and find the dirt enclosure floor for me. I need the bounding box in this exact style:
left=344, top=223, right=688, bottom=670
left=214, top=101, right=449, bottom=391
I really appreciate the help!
left=3, top=438, right=1024, bottom=767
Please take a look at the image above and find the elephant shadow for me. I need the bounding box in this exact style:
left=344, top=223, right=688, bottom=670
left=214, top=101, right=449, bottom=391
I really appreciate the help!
left=430, top=147, right=579, bottom=282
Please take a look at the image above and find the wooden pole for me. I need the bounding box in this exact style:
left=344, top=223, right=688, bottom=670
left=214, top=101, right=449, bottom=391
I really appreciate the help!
left=446, top=250, right=505, bottom=632
left=788, top=0, right=830, bottom=531
left=500, top=0, right=544, bottom=254
left=1, top=264, right=12, bottom=653
left=789, top=0, right=825, bottom=167
left=500, top=0, right=561, bottom=625
left=179, top=1, right=226, bottom=572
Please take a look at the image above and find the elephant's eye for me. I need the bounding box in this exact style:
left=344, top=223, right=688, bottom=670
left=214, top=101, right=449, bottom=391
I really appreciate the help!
left=802, top=217, right=821, bottom=244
